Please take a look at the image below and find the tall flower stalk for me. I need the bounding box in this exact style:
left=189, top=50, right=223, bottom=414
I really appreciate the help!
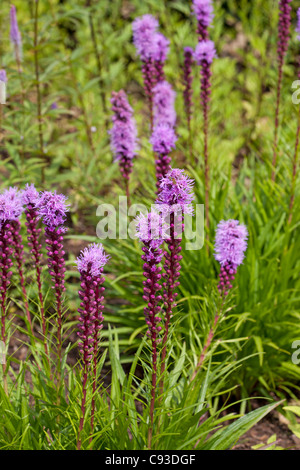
left=132, top=15, right=170, bottom=129
left=193, top=40, right=216, bottom=237
left=22, top=184, right=49, bottom=359
left=191, top=219, right=248, bottom=382
left=3, top=188, right=31, bottom=328
left=76, top=243, right=109, bottom=450
left=132, top=15, right=159, bottom=129
left=155, top=169, right=194, bottom=395
left=109, top=90, right=138, bottom=205
left=272, top=0, right=292, bottom=182
left=135, top=210, right=167, bottom=449
left=36, top=191, right=69, bottom=367
left=0, top=191, right=24, bottom=393
left=10, top=5, right=23, bottom=73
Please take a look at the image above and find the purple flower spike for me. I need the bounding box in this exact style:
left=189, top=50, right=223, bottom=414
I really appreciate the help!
left=36, top=190, right=69, bottom=361
left=76, top=243, right=109, bottom=365
left=192, top=0, right=214, bottom=40
left=153, top=81, right=177, bottom=129
left=214, top=219, right=248, bottom=295
left=2, top=187, right=32, bottom=326
left=109, top=90, right=138, bottom=189
left=10, top=5, right=22, bottom=63
left=193, top=40, right=216, bottom=65
left=76, top=242, right=109, bottom=449
left=183, top=47, right=194, bottom=132
left=132, top=14, right=159, bottom=61
left=135, top=209, right=167, bottom=445
left=153, top=33, right=170, bottom=82
left=277, top=0, right=292, bottom=60
left=0, top=187, right=26, bottom=344
left=150, top=123, right=177, bottom=190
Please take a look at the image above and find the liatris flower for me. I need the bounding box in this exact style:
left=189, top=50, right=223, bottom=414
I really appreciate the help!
left=36, top=190, right=69, bottom=363
left=132, top=14, right=159, bottom=128
left=153, top=81, right=176, bottom=129
left=135, top=209, right=167, bottom=448
left=0, top=193, right=18, bottom=393
left=192, top=0, right=214, bottom=41
left=214, top=219, right=248, bottom=295
left=272, top=0, right=292, bottom=181
left=2, top=187, right=31, bottom=327
left=153, top=33, right=170, bottom=82
left=10, top=5, right=22, bottom=66
left=150, top=123, right=177, bottom=190
left=194, top=40, right=216, bottom=236
left=22, top=184, right=49, bottom=355
left=76, top=243, right=109, bottom=450
left=109, top=90, right=138, bottom=202
left=183, top=47, right=194, bottom=136
left=155, top=168, right=194, bottom=396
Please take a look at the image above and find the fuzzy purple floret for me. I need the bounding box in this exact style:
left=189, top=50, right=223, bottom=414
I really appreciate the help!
left=132, top=14, right=159, bottom=61
left=136, top=209, right=167, bottom=250
left=156, top=168, right=195, bottom=216
left=214, top=219, right=248, bottom=269
left=193, top=40, right=216, bottom=65
left=36, top=190, right=69, bottom=230
left=0, top=188, right=23, bottom=224
left=76, top=243, right=110, bottom=277
left=153, top=33, right=170, bottom=63
left=150, top=123, right=177, bottom=155
left=192, top=0, right=214, bottom=26
left=153, top=81, right=176, bottom=128
left=21, top=183, right=40, bottom=207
